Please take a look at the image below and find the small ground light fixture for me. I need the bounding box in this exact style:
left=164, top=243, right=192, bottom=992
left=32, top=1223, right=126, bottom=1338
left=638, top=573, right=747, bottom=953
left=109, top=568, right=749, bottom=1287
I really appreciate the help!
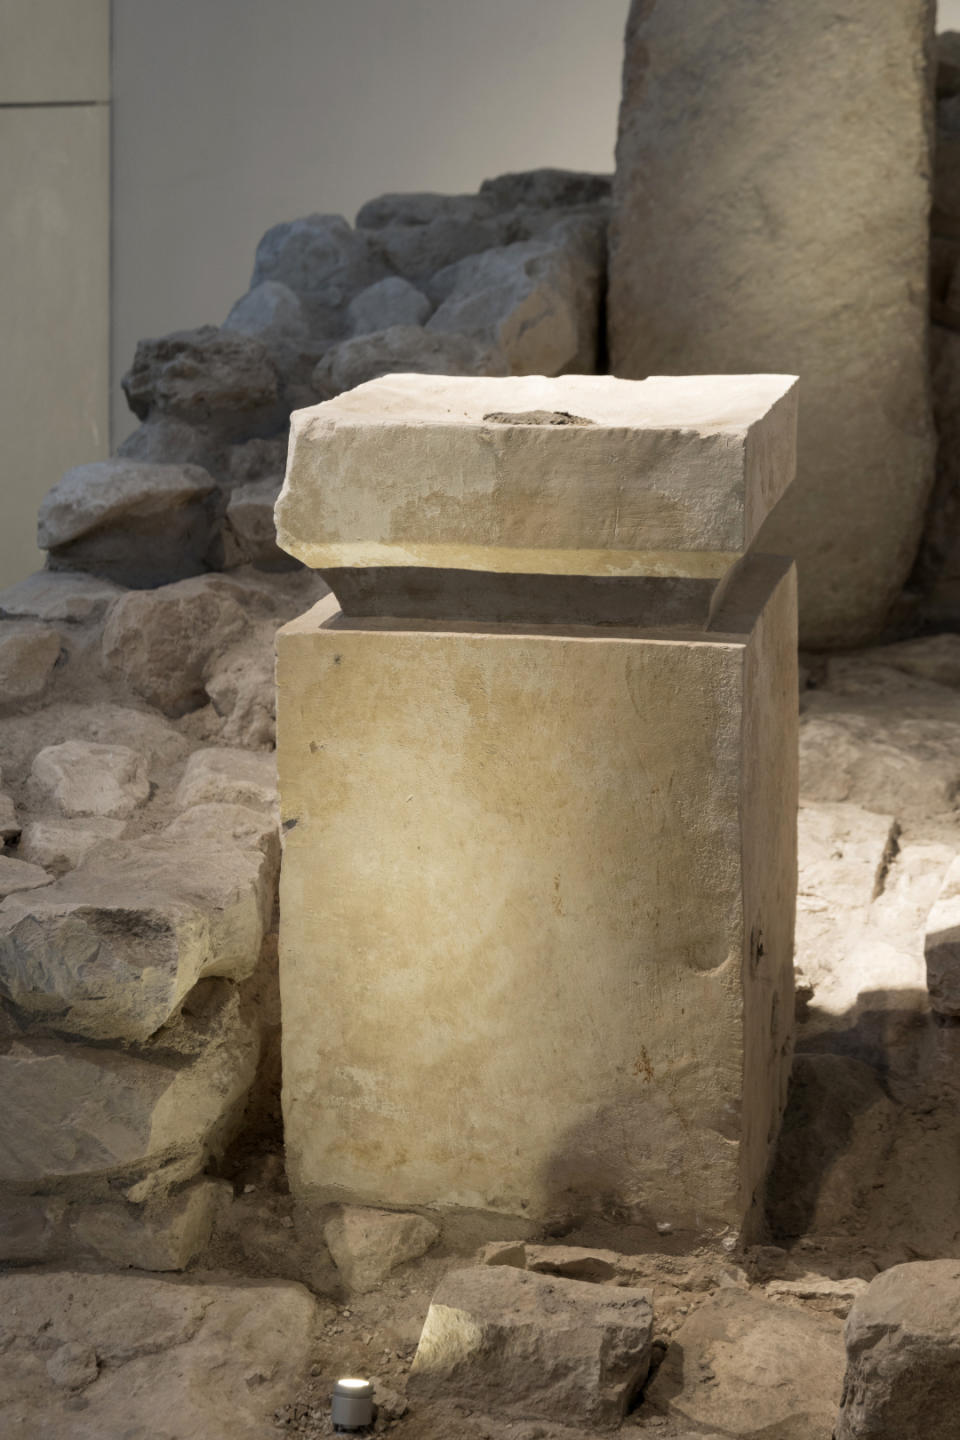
left=332, top=1376, right=375, bottom=1431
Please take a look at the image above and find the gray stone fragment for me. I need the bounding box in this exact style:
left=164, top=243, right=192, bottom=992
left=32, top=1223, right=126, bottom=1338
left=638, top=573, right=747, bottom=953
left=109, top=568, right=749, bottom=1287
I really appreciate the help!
left=38, top=459, right=217, bottom=589
left=426, top=221, right=603, bottom=375
left=67, top=1178, right=231, bottom=1272
left=224, top=280, right=308, bottom=340
left=375, top=215, right=510, bottom=284
left=46, top=1341, right=98, bottom=1390
left=324, top=1206, right=439, bottom=1292
left=835, top=1261, right=960, bottom=1440
left=30, top=739, right=150, bottom=818
left=250, top=213, right=391, bottom=333
left=17, top=816, right=126, bottom=872
left=609, top=0, right=935, bottom=647
left=0, top=623, right=62, bottom=708
left=478, top=168, right=612, bottom=212
left=0, top=570, right=124, bottom=624
left=174, top=747, right=277, bottom=811
left=346, top=276, right=432, bottom=335
left=222, top=479, right=296, bottom=573
left=0, top=856, right=52, bottom=896
left=313, top=325, right=501, bottom=397
left=122, top=325, right=285, bottom=442
left=355, top=190, right=494, bottom=230
left=644, top=1287, right=844, bottom=1437
left=408, top=1265, right=653, bottom=1426
left=203, top=626, right=279, bottom=749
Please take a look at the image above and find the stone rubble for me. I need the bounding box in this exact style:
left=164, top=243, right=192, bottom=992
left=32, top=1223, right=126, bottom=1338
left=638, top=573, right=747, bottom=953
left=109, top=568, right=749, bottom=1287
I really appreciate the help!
left=324, top=1207, right=441, bottom=1294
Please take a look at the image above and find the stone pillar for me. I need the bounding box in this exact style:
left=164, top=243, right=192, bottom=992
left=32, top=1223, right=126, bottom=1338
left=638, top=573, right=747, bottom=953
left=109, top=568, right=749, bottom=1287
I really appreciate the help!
left=275, top=373, right=799, bottom=1247
left=608, top=0, right=936, bottom=649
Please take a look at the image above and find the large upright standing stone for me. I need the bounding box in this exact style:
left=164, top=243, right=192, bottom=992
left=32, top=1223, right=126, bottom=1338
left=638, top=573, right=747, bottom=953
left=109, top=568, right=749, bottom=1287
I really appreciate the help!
left=609, top=0, right=936, bottom=648
left=275, top=372, right=799, bottom=1246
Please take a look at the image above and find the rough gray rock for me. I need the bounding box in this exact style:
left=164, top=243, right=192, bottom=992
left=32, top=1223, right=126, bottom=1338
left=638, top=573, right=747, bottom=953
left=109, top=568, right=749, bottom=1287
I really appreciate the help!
left=37, top=459, right=217, bottom=587
left=0, top=1269, right=318, bottom=1440
left=46, top=1341, right=98, bottom=1390
left=222, top=479, right=295, bottom=573
left=478, top=168, right=612, bottom=212
left=30, top=739, right=150, bottom=818
left=643, top=1287, right=844, bottom=1437
left=324, top=1206, right=439, bottom=1292
left=0, top=983, right=258, bottom=1183
left=346, top=275, right=433, bottom=334
left=122, top=325, right=286, bottom=443
left=609, top=0, right=934, bottom=647
left=312, top=323, right=501, bottom=396
left=0, top=856, right=52, bottom=896
left=375, top=215, right=510, bottom=285
left=0, top=825, right=277, bottom=1041
left=925, top=855, right=960, bottom=1015
left=66, top=1178, right=230, bottom=1271
left=17, top=816, right=127, bottom=873
left=836, top=1261, right=960, bottom=1439
left=408, top=1264, right=653, bottom=1426
left=425, top=221, right=603, bottom=375
left=250, top=213, right=391, bottom=334
left=174, top=746, right=277, bottom=810
left=0, top=623, right=62, bottom=709
left=355, top=190, right=494, bottom=230
left=203, top=625, right=279, bottom=748
left=0, top=790, right=19, bottom=843
left=0, top=570, right=124, bottom=624
left=224, top=279, right=308, bottom=341
left=101, top=574, right=252, bottom=716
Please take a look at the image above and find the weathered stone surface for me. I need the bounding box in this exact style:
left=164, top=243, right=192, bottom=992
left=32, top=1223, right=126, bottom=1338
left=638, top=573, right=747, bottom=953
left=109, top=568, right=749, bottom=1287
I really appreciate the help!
left=347, top=275, right=432, bottom=334
left=312, top=324, right=500, bottom=397
left=324, top=1206, right=439, bottom=1292
left=37, top=459, right=217, bottom=588
left=925, top=855, right=960, bottom=1015
left=0, top=1179, right=227, bottom=1270
left=224, top=279, right=308, bottom=340
left=836, top=635, right=960, bottom=690
left=767, top=1055, right=898, bottom=1242
left=250, top=213, right=391, bottom=333
left=0, top=828, right=277, bottom=1041
left=101, top=574, right=251, bottom=716
left=408, top=1265, right=653, bottom=1425
left=794, top=802, right=897, bottom=1004
left=222, top=478, right=296, bottom=573
left=644, top=1288, right=844, bottom=1437
left=225, top=434, right=287, bottom=488
left=0, top=1270, right=318, bottom=1440
left=0, top=985, right=258, bottom=1182
left=17, top=816, right=126, bottom=872
left=164, top=801, right=278, bottom=857
left=175, top=746, right=277, bottom=810
left=0, top=623, right=62, bottom=707
left=30, top=740, right=150, bottom=818
left=917, top=327, right=960, bottom=625
left=355, top=190, right=492, bottom=231
left=46, top=1342, right=98, bottom=1390
left=478, top=168, right=612, bottom=213
left=609, top=0, right=935, bottom=647
left=278, top=557, right=797, bottom=1237
left=0, top=790, right=19, bottom=842
left=425, top=222, right=603, bottom=376
left=800, top=691, right=960, bottom=818
left=278, top=372, right=798, bottom=577
left=122, top=325, right=285, bottom=442
left=765, top=1274, right=869, bottom=1319
left=0, top=856, right=52, bottom=896
left=375, top=215, right=509, bottom=285
left=0, top=703, right=190, bottom=793
left=0, top=570, right=124, bottom=624
left=836, top=1261, right=960, bottom=1440
left=203, top=626, right=278, bottom=749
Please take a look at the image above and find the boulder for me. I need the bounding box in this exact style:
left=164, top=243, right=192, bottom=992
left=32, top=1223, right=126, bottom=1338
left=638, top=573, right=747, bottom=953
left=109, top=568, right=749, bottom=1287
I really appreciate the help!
left=355, top=190, right=494, bottom=230
left=374, top=214, right=510, bottom=284
left=0, top=1270, right=318, bottom=1440
left=0, top=983, right=258, bottom=1183
left=203, top=626, right=278, bottom=748
left=346, top=275, right=432, bottom=334
left=17, top=816, right=127, bottom=873
left=117, top=414, right=229, bottom=483
left=223, top=279, right=308, bottom=341
left=174, top=747, right=277, bottom=810
left=0, top=702, right=190, bottom=793
left=836, top=1261, right=960, bottom=1439
left=925, top=855, right=960, bottom=1015
left=0, top=827, right=277, bottom=1041
left=0, top=856, right=52, bottom=896
left=30, top=739, right=150, bottom=818
left=834, top=635, right=960, bottom=690
left=37, top=459, right=217, bottom=588
left=765, top=1274, right=869, bottom=1319
left=0, top=570, right=124, bottom=624
left=224, top=434, right=287, bottom=488
left=408, top=1264, right=653, bottom=1426
left=122, top=325, right=285, bottom=443
left=164, top=801, right=278, bottom=857
left=0, top=623, right=62, bottom=708
left=312, top=324, right=501, bottom=396
left=323, top=1206, right=439, bottom=1292
left=643, top=1287, right=844, bottom=1438
left=101, top=574, right=252, bottom=716
left=222, top=479, right=296, bottom=573
left=478, top=168, right=612, bottom=212
left=250, top=213, right=392, bottom=333
left=425, top=221, right=603, bottom=375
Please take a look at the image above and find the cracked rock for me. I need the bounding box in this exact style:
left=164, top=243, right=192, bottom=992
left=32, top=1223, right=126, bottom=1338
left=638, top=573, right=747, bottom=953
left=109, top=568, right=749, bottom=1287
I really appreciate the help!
left=324, top=1206, right=440, bottom=1293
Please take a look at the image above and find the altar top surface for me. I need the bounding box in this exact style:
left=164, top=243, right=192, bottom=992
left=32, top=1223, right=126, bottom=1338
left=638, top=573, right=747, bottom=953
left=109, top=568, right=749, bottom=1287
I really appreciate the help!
left=276, top=372, right=798, bottom=579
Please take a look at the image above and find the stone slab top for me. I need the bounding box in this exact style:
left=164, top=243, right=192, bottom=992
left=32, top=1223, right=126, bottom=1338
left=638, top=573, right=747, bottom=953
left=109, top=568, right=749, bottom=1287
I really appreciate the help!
left=276, top=373, right=798, bottom=579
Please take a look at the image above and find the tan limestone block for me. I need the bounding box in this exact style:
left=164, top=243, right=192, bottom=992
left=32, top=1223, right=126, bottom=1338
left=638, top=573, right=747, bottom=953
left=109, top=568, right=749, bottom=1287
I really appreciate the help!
left=276, top=372, right=798, bottom=578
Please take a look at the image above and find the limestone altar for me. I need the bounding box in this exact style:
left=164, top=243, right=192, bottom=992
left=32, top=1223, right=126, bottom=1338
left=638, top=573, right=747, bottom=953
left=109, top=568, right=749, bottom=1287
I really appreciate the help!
left=275, top=373, right=799, bottom=1245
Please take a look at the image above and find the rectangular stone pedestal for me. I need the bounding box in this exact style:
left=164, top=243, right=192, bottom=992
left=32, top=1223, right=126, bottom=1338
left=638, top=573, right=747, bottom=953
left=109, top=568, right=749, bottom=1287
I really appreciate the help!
left=276, top=555, right=797, bottom=1244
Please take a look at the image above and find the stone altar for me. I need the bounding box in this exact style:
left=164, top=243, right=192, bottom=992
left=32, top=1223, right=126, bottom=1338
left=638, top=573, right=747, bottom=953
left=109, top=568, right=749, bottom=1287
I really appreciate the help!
left=275, top=373, right=799, bottom=1245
